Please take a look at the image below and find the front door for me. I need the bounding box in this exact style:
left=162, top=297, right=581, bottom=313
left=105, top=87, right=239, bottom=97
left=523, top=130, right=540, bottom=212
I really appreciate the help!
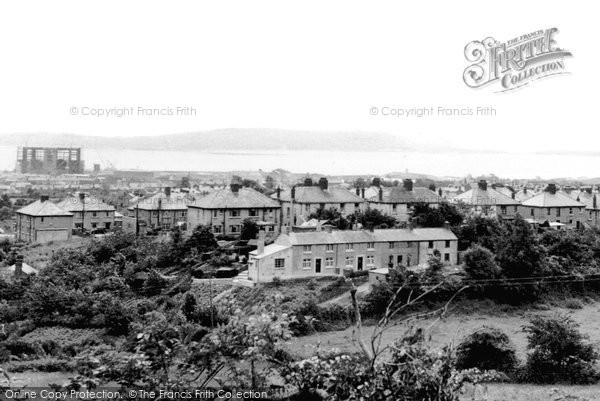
left=357, top=256, right=363, bottom=271
left=315, top=258, right=321, bottom=273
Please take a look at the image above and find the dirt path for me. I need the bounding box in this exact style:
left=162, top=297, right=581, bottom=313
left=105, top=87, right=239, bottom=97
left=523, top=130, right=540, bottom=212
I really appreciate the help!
left=318, top=282, right=370, bottom=307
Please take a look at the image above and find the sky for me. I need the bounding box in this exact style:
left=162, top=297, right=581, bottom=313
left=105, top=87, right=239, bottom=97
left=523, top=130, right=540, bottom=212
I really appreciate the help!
left=0, top=1, right=595, bottom=156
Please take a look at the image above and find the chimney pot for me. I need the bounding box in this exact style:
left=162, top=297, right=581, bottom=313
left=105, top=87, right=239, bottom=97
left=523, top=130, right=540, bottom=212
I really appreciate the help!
left=304, top=178, right=313, bottom=186
left=477, top=180, right=487, bottom=191
left=40, top=195, right=49, bottom=202
left=403, top=179, right=413, bottom=192
left=546, top=184, right=557, bottom=194
left=230, top=183, right=241, bottom=193
left=372, top=177, right=381, bottom=187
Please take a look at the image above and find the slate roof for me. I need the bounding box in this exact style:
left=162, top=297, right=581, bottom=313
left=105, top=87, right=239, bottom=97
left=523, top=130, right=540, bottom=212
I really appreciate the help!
left=190, top=187, right=280, bottom=209
left=276, top=228, right=457, bottom=246
left=274, top=186, right=365, bottom=204
left=368, top=187, right=440, bottom=204
left=16, top=200, right=73, bottom=217
left=135, top=192, right=189, bottom=211
left=514, top=189, right=535, bottom=202
left=522, top=191, right=586, bottom=208
left=453, top=187, right=520, bottom=206
left=55, top=196, right=116, bottom=212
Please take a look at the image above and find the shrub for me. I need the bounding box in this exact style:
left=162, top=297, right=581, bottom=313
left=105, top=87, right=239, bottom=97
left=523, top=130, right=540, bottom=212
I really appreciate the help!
left=463, top=244, right=502, bottom=280
left=520, top=315, right=600, bottom=384
left=564, top=298, right=584, bottom=310
left=455, top=327, right=518, bottom=374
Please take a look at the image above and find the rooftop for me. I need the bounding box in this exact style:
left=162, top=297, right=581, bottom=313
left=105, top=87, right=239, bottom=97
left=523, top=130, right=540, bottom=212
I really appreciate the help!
left=274, top=186, right=365, bottom=204
left=55, top=196, right=116, bottom=212
left=276, top=227, right=457, bottom=246
left=453, top=187, right=520, bottom=206
left=16, top=199, right=73, bottom=217
left=522, top=191, right=586, bottom=208
left=190, top=187, right=280, bottom=209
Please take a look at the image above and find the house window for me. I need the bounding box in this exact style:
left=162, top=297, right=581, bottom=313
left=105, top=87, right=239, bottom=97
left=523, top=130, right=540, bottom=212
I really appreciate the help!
left=249, top=209, right=258, bottom=217
left=530, top=208, right=534, bottom=216
left=514, top=206, right=518, bottom=213
left=213, top=226, right=222, bottom=233
left=213, top=210, right=218, bottom=217
left=557, top=209, right=561, bottom=217
left=569, top=208, right=573, bottom=214
left=388, top=242, right=395, bottom=249
left=303, top=245, right=312, bottom=253
left=286, top=207, right=290, bottom=217
left=547, top=208, right=551, bottom=215
left=325, top=257, right=334, bottom=268
left=445, top=240, right=450, bottom=248
left=366, top=255, right=375, bottom=266
left=444, top=253, right=450, bottom=262
left=302, top=259, right=312, bottom=269
left=305, top=204, right=310, bottom=212
left=40, top=217, right=44, bottom=222
left=345, top=243, right=353, bottom=251
left=367, top=242, right=375, bottom=250
left=230, top=210, right=240, bottom=217
left=397, top=255, right=403, bottom=265
left=501, top=206, right=507, bottom=214
left=326, top=244, right=334, bottom=252
left=428, top=241, right=434, bottom=249
left=392, top=204, right=397, bottom=213
left=340, top=203, right=346, bottom=211
left=92, top=211, right=98, bottom=217
left=345, top=256, right=354, bottom=267
left=354, top=203, right=360, bottom=209
left=92, top=223, right=97, bottom=228
left=230, top=225, right=240, bottom=233
left=275, top=258, right=285, bottom=269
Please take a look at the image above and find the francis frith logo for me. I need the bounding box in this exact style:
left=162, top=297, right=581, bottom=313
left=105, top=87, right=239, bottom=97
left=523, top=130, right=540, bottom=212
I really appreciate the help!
left=463, top=28, right=572, bottom=92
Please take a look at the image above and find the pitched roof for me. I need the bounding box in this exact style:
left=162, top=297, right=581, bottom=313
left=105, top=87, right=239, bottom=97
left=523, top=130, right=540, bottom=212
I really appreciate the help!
left=276, top=228, right=457, bottom=246
left=514, top=189, right=535, bottom=202
left=522, top=191, right=586, bottom=208
left=453, top=187, right=520, bottom=206
left=16, top=200, right=73, bottom=217
left=274, top=186, right=365, bottom=204
left=135, top=192, right=188, bottom=211
left=368, top=187, right=440, bottom=204
left=250, top=243, right=292, bottom=259
left=55, top=196, right=116, bottom=212
left=190, top=187, right=280, bottom=209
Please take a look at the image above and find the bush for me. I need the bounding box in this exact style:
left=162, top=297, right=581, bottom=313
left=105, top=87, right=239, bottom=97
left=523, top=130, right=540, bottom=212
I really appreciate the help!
left=520, top=315, right=600, bottom=384
left=463, top=244, right=502, bottom=280
left=564, top=298, right=584, bottom=310
left=455, top=327, right=518, bottom=374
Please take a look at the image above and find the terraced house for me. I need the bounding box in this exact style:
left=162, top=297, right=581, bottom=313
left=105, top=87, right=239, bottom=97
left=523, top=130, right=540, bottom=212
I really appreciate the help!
left=247, top=227, right=458, bottom=283
left=273, top=177, right=365, bottom=227
left=187, top=183, right=281, bottom=236
left=55, top=194, right=116, bottom=231
left=520, top=184, right=586, bottom=229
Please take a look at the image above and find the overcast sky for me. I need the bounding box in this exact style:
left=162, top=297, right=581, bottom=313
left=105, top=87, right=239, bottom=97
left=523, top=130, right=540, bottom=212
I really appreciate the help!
left=0, top=0, right=594, bottom=154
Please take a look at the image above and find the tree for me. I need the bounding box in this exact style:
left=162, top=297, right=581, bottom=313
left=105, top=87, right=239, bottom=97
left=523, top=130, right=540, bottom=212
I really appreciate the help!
left=352, top=208, right=396, bottom=230
left=495, top=215, right=544, bottom=278
left=308, top=207, right=350, bottom=230
left=240, top=219, right=259, bottom=241
left=185, top=225, right=218, bottom=252
left=455, top=215, right=503, bottom=252
left=521, top=315, right=599, bottom=384
left=463, top=245, right=502, bottom=280
left=411, top=202, right=463, bottom=228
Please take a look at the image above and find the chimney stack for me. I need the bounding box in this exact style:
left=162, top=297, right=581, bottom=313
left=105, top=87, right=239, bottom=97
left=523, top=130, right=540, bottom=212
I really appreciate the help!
left=355, top=187, right=360, bottom=196
left=403, top=179, right=413, bottom=192
left=546, top=184, right=557, bottom=195
left=276, top=187, right=281, bottom=199
left=361, top=187, right=365, bottom=198
left=230, top=183, right=241, bottom=193
left=318, top=177, right=328, bottom=191
left=15, top=255, right=23, bottom=277
left=477, top=180, right=487, bottom=191
left=256, top=230, right=265, bottom=254
left=594, top=194, right=598, bottom=210
left=511, top=192, right=515, bottom=199
left=78, top=192, right=85, bottom=201
left=586, top=187, right=592, bottom=194
left=378, top=187, right=383, bottom=201
left=372, top=177, right=381, bottom=187
left=40, top=195, right=49, bottom=202
left=304, top=178, right=313, bottom=186
left=291, top=185, right=296, bottom=200
left=164, top=187, right=171, bottom=197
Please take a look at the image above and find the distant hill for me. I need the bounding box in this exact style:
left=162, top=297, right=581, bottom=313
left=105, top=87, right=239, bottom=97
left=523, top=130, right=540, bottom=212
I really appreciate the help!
left=0, top=129, right=439, bottom=153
